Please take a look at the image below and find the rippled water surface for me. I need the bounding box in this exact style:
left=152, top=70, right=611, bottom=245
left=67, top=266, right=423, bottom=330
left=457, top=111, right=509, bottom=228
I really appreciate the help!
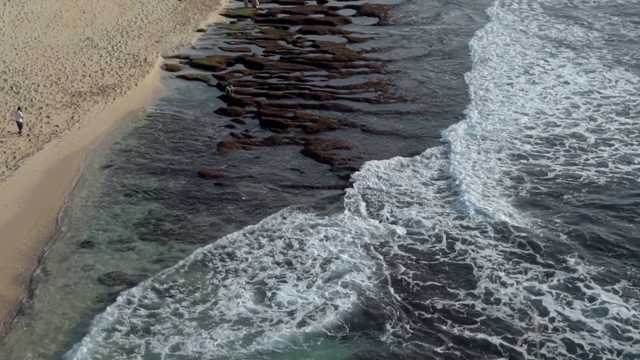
left=4, top=0, right=640, bottom=359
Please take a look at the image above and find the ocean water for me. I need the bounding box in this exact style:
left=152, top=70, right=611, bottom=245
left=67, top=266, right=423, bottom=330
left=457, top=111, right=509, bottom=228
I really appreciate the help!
left=4, top=0, right=640, bottom=359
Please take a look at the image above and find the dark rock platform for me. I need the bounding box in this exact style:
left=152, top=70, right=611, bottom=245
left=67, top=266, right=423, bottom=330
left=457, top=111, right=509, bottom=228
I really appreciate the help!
left=165, top=0, right=412, bottom=190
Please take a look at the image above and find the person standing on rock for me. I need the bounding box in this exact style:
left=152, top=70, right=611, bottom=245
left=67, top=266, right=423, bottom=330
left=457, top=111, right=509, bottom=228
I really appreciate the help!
left=14, top=106, right=23, bottom=136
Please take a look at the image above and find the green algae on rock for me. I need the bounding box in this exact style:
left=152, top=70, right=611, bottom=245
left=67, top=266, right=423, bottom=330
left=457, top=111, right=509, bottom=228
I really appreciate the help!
left=163, top=63, right=184, bottom=73
left=176, top=73, right=211, bottom=83
left=188, top=55, right=235, bottom=72
left=221, top=7, right=258, bottom=19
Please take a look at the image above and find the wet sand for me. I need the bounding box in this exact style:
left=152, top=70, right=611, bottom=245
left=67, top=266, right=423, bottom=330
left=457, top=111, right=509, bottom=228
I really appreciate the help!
left=0, top=0, right=228, bottom=336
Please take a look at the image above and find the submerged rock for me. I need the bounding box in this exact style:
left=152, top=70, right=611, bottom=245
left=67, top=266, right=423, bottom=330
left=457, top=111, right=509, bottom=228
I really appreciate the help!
left=231, top=118, right=247, bottom=125
left=78, top=240, right=96, bottom=249
left=97, top=271, right=147, bottom=288
left=96, top=290, right=123, bottom=304
left=351, top=3, right=393, bottom=25
left=281, top=182, right=353, bottom=190
left=300, top=137, right=357, bottom=172
left=220, top=46, right=252, bottom=53
left=297, top=25, right=352, bottom=36
left=197, top=168, right=226, bottom=179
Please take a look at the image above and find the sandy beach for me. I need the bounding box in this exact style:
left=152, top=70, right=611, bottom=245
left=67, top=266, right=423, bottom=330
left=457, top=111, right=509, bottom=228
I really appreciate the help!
left=0, top=0, right=227, bottom=337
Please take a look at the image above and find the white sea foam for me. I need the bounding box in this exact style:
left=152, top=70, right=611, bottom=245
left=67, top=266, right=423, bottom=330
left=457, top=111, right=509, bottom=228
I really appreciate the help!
left=66, top=0, right=640, bottom=359
left=445, top=0, right=640, bottom=223
left=348, top=148, right=640, bottom=358
left=65, top=210, right=403, bottom=359
left=347, top=0, right=640, bottom=357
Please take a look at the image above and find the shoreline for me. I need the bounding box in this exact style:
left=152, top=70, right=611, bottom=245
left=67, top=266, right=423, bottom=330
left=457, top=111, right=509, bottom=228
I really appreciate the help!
left=0, top=0, right=229, bottom=338
left=0, top=62, right=164, bottom=338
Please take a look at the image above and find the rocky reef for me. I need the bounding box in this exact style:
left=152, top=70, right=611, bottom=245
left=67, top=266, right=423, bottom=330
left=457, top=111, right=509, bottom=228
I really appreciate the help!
left=165, top=0, right=405, bottom=190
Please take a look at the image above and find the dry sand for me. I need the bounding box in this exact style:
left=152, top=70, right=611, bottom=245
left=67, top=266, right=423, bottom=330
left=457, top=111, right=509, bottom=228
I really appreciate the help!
left=0, top=0, right=228, bottom=336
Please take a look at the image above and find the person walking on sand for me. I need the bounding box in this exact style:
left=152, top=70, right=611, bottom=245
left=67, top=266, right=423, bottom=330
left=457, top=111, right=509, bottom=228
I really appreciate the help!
left=14, top=107, right=23, bottom=136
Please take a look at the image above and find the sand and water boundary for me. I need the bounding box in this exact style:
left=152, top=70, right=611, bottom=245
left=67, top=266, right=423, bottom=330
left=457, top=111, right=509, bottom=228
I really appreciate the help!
left=0, top=0, right=228, bottom=337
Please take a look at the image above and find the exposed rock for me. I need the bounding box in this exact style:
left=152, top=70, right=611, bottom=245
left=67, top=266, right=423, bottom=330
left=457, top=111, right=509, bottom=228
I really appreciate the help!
left=234, top=55, right=268, bottom=70
left=266, top=61, right=320, bottom=72
left=252, top=40, right=291, bottom=53
left=221, top=46, right=252, bottom=53
left=212, top=73, right=237, bottom=86
left=163, top=63, right=183, bottom=72
left=163, top=53, right=192, bottom=60
left=171, top=0, right=402, bottom=186
left=254, top=15, right=351, bottom=27
left=197, top=168, right=226, bottom=179
left=176, top=73, right=211, bottom=83
left=249, top=27, right=295, bottom=43
left=221, top=7, right=258, bottom=19
left=344, top=35, right=373, bottom=43
left=226, top=22, right=251, bottom=31
left=189, top=55, right=235, bottom=72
